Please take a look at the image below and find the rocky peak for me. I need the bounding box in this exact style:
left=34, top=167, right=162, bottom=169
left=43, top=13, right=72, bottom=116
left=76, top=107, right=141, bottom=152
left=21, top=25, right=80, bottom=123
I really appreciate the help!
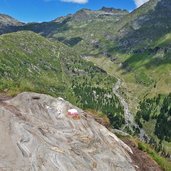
left=0, top=14, right=24, bottom=34
left=0, top=14, right=23, bottom=26
left=0, top=92, right=136, bottom=171
left=100, top=7, right=128, bottom=14
left=52, top=7, right=128, bottom=24
left=72, top=8, right=92, bottom=21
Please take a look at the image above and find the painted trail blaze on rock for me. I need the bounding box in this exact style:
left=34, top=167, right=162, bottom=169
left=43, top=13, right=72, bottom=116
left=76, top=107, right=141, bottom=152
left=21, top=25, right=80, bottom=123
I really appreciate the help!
left=67, top=108, right=80, bottom=120
left=68, top=108, right=79, bottom=116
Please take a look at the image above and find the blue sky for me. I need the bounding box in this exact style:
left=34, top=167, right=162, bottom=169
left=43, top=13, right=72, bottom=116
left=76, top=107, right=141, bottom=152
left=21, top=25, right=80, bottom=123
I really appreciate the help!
left=0, top=0, right=149, bottom=23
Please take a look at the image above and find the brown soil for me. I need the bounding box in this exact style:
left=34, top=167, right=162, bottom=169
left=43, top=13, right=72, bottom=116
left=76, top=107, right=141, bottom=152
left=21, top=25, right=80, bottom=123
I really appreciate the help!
left=123, top=139, right=162, bottom=171
left=0, top=93, right=12, bottom=101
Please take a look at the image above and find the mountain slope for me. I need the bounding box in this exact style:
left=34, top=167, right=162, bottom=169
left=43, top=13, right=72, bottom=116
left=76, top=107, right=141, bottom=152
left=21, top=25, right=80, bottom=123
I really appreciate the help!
left=0, top=14, right=22, bottom=26
left=55, top=7, right=128, bottom=22
left=16, top=0, right=171, bottom=58
left=116, top=0, right=171, bottom=50
left=85, top=0, right=171, bottom=98
left=0, top=14, right=23, bottom=34
left=50, top=8, right=128, bottom=50
left=0, top=31, right=64, bottom=96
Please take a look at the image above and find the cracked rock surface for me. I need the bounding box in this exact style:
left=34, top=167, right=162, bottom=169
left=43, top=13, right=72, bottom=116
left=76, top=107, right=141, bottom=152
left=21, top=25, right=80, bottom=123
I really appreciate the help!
left=0, top=92, right=135, bottom=171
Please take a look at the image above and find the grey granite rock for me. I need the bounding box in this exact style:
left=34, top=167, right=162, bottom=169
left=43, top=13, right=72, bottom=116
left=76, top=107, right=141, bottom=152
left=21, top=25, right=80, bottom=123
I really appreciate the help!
left=0, top=92, right=135, bottom=171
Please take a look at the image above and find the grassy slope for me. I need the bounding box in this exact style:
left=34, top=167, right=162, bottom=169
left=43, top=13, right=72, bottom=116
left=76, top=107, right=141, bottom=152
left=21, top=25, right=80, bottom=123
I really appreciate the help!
left=0, top=31, right=64, bottom=96
left=135, top=138, right=171, bottom=171
left=115, top=133, right=171, bottom=171
left=137, top=140, right=171, bottom=171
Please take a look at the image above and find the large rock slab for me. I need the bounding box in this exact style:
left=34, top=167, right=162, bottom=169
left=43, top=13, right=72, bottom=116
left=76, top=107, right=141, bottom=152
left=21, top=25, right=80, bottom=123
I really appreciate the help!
left=0, top=92, right=135, bottom=171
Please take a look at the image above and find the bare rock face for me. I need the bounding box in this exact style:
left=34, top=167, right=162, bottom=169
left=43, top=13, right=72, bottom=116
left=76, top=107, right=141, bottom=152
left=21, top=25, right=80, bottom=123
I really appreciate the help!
left=0, top=14, right=23, bottom=28
left=0, top=14, right=24, bottom=34
left=0, top=92, right=136, bottom=171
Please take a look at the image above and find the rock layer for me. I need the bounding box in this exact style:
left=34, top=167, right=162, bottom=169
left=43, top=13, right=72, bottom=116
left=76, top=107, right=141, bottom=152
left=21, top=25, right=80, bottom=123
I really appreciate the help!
left=0, top=92, right=135, bottom=171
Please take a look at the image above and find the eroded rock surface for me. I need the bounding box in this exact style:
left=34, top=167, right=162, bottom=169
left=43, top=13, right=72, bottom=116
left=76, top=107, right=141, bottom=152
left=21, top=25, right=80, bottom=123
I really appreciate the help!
left=0, top=92, right=136, bottom=171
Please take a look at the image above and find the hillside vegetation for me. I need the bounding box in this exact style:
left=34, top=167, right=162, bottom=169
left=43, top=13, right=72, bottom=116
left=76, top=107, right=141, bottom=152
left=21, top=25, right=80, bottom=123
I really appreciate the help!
left=0, top=31, right=124, bottom=129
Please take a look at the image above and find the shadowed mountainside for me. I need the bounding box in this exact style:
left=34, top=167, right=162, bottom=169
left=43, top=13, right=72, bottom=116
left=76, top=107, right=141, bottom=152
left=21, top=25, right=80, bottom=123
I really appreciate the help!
left=0, top=14, right=23, bottom=34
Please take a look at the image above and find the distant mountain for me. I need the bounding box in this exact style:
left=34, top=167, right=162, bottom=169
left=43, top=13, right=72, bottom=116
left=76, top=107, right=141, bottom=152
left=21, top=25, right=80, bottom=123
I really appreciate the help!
left=96, top=0, right=171, bottom=70
left=0, top=14, right=23, bottom=26
left=0, top=14, right=24, bottom=34
left=0, top=7, right=129, bottom=47
left=53, top=7, right=128, bottom=22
